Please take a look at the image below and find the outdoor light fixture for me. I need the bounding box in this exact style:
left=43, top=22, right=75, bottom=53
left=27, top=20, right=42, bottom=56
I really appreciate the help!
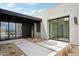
left=74, top=16, right=78, bottom=25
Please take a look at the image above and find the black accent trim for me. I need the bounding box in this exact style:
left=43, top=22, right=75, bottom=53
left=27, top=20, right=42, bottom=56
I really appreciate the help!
left=0, top=8, right=42, bottom=21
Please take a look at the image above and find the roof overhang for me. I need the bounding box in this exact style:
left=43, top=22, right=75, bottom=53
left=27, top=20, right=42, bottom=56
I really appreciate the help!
left=0, top=8, right=42, bottom=22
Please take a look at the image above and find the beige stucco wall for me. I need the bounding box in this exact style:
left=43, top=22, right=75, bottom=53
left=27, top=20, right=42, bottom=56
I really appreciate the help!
left=35, top=3, right=78, bottom=45
left=78, top=4, right=79, bottom=46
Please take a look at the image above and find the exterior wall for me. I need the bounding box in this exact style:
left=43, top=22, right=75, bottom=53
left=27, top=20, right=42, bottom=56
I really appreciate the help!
left=78, top=4, right=79, bottom=46
left=35, top=3, right=78, bottom=45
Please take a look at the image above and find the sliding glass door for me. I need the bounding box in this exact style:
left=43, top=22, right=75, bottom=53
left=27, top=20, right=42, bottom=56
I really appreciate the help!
left=0, top=22, right=9, bottom=40
left=58, top=18, right=69, bottom=41
left=0, top=22, right=22, bottom=40
left=49, top=16, right=69, bottom=42
left=49, top=20, right=57, bottom=40
left=16, top=23, right=22, bottom=38
left=9, top=23, right=16, bottom=39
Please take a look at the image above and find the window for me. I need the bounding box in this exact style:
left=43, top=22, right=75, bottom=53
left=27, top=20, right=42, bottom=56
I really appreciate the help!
left=36, top=22, right=40, bottom=32
left=9, top=23, right=16, bottom=39
left=49, top=16, right=69, bottom=42
left=16, top=23, right=22, bottom=38
left=0, top=22, right=9, bottom=40
left=0, top=22, right=22, bottom=40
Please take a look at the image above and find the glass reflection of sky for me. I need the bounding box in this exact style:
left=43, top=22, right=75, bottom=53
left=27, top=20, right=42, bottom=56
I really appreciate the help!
left=9, top=23, right=15, bottom=32
left=1, top=22, right=8, bottom=31
left=1, top=22, right=15, bottom=32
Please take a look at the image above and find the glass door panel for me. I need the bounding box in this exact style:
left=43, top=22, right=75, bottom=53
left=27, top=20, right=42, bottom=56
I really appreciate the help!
left=9, top=23, right=16, bottom=39
left=58, top=17, right=69, bottom=41
left=58, top=18, right=63, bottom=38
left=1, top=22, right=8, bottom=40
left=49, top=20, right=57, bottom=40
left=16, top=23, right=22, bottom=38
left=62, top=18, right=69, bottom=41
left=49, top=17, right=69, bottom=42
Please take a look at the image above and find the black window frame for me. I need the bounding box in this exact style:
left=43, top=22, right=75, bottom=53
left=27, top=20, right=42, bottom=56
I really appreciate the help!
left=49, top=16, right=69, bottom=42
left=0, top=21, right=22, bottom=41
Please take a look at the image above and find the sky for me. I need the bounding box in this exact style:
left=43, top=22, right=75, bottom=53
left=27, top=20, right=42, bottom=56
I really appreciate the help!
left=0, top=3, right=58, bottom=16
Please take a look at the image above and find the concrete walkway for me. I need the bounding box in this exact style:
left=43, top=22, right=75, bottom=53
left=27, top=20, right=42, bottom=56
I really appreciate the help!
left=0, top=39, right=57, bottom=56
left=0, top=39, right=68, bottom=56
left=14, top=39, right=56, bottom=56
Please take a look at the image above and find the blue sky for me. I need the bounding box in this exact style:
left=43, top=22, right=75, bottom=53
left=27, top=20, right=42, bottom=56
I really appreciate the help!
left=0, top=3, right=58, bottom=16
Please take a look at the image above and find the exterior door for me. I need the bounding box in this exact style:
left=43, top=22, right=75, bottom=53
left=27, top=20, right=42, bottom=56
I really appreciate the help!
left=0, top=22, right=9, bottom=40
left=49, top=19, right=58, bottom=40
left=49, top=16, right=69, bottom=42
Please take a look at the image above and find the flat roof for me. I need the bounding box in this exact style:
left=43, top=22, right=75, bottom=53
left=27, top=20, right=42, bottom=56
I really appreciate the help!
left=0, top=8, right=42, bottom=21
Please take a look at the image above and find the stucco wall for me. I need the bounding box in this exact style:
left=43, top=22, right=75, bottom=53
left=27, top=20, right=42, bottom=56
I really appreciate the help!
left=35, top=3, right=78, bottom=45
left=78, top=4, right=79, bottom=46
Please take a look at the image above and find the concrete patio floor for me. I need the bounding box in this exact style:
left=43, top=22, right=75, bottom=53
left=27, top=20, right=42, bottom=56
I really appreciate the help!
left=0, top=38, right=71, bottom=56
left=0, top=39, right=56, bottom=56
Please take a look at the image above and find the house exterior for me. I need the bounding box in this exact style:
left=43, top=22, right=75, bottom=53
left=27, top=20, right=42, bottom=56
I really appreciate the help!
left=34, top=3, right=79, bottom=46
left=0, top=9, right=41, bottom=41
left=0, top=3, right=79, bottom=47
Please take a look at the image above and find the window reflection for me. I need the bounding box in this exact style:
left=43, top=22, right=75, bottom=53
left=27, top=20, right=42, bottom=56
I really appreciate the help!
left=1, top=22, right=8, bottom=40
left=16, top=23, right=22, bottom=38
left=9, top=23, right=16, bottom=39
left=49, top=17, right=69, bottom=42
left=0, top=22, right=22, bottom=40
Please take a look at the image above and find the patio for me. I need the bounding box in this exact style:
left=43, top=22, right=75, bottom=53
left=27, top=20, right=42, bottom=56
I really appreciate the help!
left=0, top=38, right=72, bottom=56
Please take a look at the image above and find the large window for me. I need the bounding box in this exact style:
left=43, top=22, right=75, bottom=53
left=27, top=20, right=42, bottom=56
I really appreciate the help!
left=16, top=23, right=22, bottom=38
left=0, top=22, right=9, bottom=40
left=9, top=23, right=16, bottom=39
left=0, top=22, right=22, bottom=40
left=49, top=16, right=69, bottom=42
left=49, top=20, right=57, bottom=40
